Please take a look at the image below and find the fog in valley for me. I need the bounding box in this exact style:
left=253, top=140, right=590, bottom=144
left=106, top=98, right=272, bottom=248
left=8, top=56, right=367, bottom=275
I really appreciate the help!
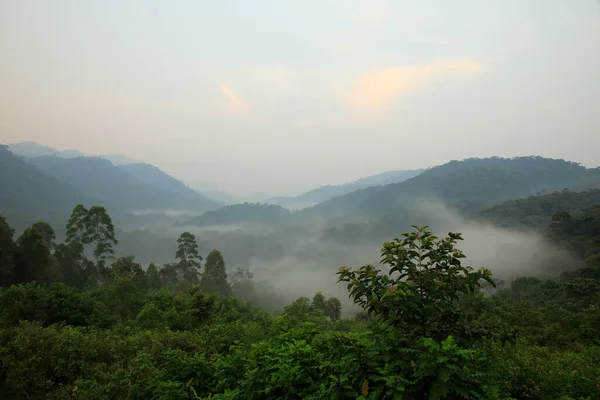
left=110, top=196, right=581, bottom=314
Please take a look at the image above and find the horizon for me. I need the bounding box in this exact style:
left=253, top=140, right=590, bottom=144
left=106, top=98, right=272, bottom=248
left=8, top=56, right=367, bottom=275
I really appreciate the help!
left=5, top=139, right=599, bottom=200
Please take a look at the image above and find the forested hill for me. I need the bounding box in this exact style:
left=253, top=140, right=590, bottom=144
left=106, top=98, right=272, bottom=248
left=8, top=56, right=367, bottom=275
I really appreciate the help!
left=302, top=156, right=600, bottom=221
left=182, top=203, right=291, bottom=228
left=24, top=155, right=219, bottom=213
left=0, top=145, right=96, bottom=231
left=119, top=163, right=217, bottom=205
left=476, top=189, right=600, bottom=231
left=266, top=169, right=423, bottom=209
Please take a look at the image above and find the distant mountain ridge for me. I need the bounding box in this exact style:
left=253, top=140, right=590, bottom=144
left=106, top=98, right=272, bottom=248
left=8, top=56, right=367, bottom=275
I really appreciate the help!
left=265, top=169, right=424, bottom=209
left=302, top=156, right=600, bottom=243
left=0, top=143, right=221, bottom=231
left=8, top=141, right=138, bottom=165
left=24, top=155, right=219, bottom=214
left=0, top=145, right=99, bottom=231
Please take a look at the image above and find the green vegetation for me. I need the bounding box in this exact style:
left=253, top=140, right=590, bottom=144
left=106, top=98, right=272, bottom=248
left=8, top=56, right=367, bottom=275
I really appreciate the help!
left=476, top=189, right=600, bottom=231
left=1, top=201, right=600, bottom=399
left=306, top=156, right=600, bottom=220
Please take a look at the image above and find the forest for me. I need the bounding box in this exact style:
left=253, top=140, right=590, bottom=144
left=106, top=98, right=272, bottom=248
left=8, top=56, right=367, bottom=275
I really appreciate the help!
left=2, top=146, right=600, bottom=399
left=1, top=196, right=600, bottom=399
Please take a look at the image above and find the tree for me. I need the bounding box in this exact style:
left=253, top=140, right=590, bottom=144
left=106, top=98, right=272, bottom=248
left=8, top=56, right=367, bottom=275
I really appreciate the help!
left=31, top=221, right=56, bottom=251
left=283, top=296, right=313, bottom=317
left=54, top=241, right=90, bottom=290
left=324, top=297, right=342, bottom=321
left=175, top=232, right=202, bottom=283
left=229, top=267, right=255, bottom=302
left=337, top=226, right=495, bottom=340
left=311, top=292, right=327, bottom=312
left=83, top=206, right=118, bottom=267
left=66, top=204, right=89, bottom=244
left=0, top=216, right=17, bottom=287
left=108, top=256, right=145, bottom=287
left=200, top=250, right=231, bottom=296
left=146, top=263, right=161, bottom=290
left=15, top=227, right=52, bottom=283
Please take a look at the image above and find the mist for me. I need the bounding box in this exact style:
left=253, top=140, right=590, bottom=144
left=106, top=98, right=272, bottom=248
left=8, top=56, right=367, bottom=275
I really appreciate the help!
left=115, top=195, right=582, bottom=315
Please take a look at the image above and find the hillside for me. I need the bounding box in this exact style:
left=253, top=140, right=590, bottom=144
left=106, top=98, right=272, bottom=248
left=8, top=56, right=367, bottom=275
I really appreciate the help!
left=266, top=169, right=423, bottom=209
left=476, top=189, right=600, bottom=231
left=183, top=203, right=291, bottom=228
left=8, top=141, right=137, bottom=165
left=306, top=157, right=600, bottom=220
left=24, top=156, right=218, bottom=214
left=119, top=163, right=218, bottom=205
left=0, top=146, right=97, bottom=231
left=8, top=141, right=85, bottom=158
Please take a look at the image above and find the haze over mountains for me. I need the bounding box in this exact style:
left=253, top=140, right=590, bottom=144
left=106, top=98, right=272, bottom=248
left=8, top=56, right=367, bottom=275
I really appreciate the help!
left=3, top=138, right=600, bottom=306
left=265, top=169, right=425, bottom=210
left=8, top=141, right=139, bottom=165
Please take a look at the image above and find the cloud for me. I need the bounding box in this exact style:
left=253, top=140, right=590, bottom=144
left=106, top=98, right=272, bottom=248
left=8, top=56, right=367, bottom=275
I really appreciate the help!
left=346, top=59, right=483, bottom=113
left=220, top=84, right=250, bottom=115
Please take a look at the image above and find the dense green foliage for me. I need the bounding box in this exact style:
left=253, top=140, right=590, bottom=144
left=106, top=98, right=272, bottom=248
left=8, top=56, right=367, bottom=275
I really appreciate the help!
left=3, top=151, right=600, bottom=399
left=1, top=202, right=600, bottom=399
left=476, top=189, right=600, bottom=231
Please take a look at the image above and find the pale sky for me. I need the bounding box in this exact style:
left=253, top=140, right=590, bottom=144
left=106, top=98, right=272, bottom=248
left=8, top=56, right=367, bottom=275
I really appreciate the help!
left=1, top=1, right=599, bottom=197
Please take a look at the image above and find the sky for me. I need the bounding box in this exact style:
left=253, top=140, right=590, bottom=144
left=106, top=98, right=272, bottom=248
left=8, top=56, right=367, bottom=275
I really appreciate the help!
left=1, top=0, right=599, bottom=198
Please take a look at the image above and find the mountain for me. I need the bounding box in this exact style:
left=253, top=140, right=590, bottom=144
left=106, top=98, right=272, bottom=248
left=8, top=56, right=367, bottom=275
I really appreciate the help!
left=99, top=154, right=139, bottom=165
left=476, top=189, right=600, bottom=231
left=266, top=169, right=424, bottom=209
left=8, top=141, right=136, bottom=165
left=0, top=145, right=97, bottom=231
left=296, top=156, right=600, bottom=228
left=352, top=169, right=427, bottom=186
left=119, top=163, right=217, bottom=204
left=23, top=155, right=218, bottom=215
left=182, top=203, right=291, bottom=228
left=8, top=141, right=85, bottom=159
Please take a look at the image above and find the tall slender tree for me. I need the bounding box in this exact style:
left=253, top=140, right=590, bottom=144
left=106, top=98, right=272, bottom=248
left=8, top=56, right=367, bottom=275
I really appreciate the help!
left=66, top=204, right=89, bottom=244
left=175, top=232, right=203, bottom=283
left=83, top=206, right=118, bottom=267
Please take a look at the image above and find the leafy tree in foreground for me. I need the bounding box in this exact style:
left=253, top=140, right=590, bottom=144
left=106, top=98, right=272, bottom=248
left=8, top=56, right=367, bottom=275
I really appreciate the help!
left=338, top=225, right=495, bottom=340
left=200, top=249, right=231, bottom=296
left=175, top=232, right=203, bottom=283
